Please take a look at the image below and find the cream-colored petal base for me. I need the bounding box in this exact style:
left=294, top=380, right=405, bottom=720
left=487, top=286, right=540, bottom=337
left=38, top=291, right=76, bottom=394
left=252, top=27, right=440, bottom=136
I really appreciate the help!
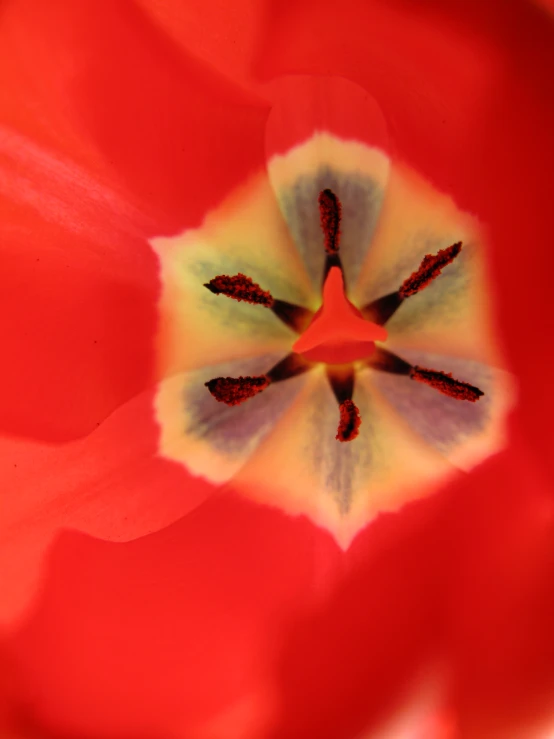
left=352, top=162, right=500, bottom=366
left=156, top=354, right=310, bottom=486
left=368, top=347, right=515, bottom=472
left=233, top=368, right=456, bottom=549
left=268, top=133, right=389, bottom=291
left=151, top=172, right=316, bottom=378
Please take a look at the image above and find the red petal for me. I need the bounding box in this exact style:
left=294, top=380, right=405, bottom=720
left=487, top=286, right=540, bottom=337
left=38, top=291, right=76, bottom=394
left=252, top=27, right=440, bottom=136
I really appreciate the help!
left=535, top=0, right=554, bottom=14
left=136, top=0, right=266, bottom=91
left=0, top=389, right=211, bottom=625
left=7, top=496, right=340, bottom=738
left=265, top=75, right=389, bottom=159
left=260, top=488, right=451, bottom=738
left=0, top=181, right=157, bottom=441
left=0, top=0, right=269, bottom=233
left=0, top=0, right=270, bottom=441
left=258, top=436, right=554, bottom=738
left=444, top=438, right=554, bottom=736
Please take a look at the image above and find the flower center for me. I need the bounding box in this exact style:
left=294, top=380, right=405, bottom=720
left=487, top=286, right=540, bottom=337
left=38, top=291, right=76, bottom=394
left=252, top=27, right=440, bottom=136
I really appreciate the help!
left=202, top=188, right=481, bottom=442
left=292, top=266, right=387, bottom=364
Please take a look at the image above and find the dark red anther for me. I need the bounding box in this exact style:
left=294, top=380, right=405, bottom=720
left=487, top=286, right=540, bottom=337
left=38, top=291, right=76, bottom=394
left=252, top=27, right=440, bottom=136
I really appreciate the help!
left=319, top=189, right=341, bottom=254
left=410, top=366, right=484, bottom=402
left=205, top=375, right=270, bottom=405
left=399, top=242, right=462, bottom=298
left=204, top=273, right=274, bottom=307
left=336, top=399, right=361, bottom=442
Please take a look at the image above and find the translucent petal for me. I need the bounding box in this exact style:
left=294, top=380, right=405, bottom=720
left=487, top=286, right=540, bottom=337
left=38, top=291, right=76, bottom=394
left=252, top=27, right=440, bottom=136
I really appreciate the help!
left=152, top=173, right=316, bottom=377
left=233, top=369, right=455, bottom=548
left=369, top=347, right=515, bottom=472
left=351, top=162, right=499, bottom=365
left=156, top=353, right=310, bottom=485
left=0, top=388, right=211, bottom=625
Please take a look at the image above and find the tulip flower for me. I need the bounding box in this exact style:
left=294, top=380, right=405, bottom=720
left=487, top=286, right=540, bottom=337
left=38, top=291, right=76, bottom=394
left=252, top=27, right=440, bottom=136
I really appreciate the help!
left=1, top=1, right=553, bottom=739
left=152, top=72, right=513, bottom=546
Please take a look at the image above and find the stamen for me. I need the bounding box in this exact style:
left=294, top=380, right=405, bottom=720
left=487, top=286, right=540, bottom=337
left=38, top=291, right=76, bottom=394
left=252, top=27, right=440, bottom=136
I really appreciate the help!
left=204, top=273, right=273, bottom=306
left=327, top=367, right=361, bottom=442
left=410, top=366, right=484, bottom=402
left=319, top=189, right=341, bottom=254
left=336, top=400, right=362, bottom=442
left=205, top=354, right=314, bottom=407
left=204, top=273, right=314, bottom=333
left=399, top=242, right=462, bottom=298
left=361, top=242, right=463, bottom=325
left=205, top=375, right=270, bottom=405
left=366, top=348, right=484, bottom=401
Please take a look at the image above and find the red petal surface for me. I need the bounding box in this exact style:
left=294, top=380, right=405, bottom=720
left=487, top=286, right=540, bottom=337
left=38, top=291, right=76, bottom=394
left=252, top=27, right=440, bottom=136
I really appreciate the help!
left=264, top=434, right=554, bottom=739
left=445, top=436, right=554, bottom=737
left=265, top=75, right=389, bottom=159
left=0, top=389, right=212, bottom=626
left=15, top=444, right=551, bottom=739
left=0, top=161, right=157, bottom=442
left=2, top=2, right=554, bottom=738
left=0, top=0, right=269, bottom=441
left=136, top=0, right=266, bottom=91
left=8, top=495, right=340, bottom=739
left=0, top=0, right=269, bottom=233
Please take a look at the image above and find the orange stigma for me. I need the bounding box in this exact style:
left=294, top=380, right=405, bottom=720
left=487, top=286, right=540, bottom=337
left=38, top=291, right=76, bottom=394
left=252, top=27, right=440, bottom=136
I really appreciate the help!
left=293, top=267, right=387, bottom=364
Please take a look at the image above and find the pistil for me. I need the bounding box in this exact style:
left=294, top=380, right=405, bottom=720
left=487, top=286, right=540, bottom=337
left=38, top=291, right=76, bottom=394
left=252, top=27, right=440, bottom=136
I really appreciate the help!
left=293, top=267, right=387, bottom=359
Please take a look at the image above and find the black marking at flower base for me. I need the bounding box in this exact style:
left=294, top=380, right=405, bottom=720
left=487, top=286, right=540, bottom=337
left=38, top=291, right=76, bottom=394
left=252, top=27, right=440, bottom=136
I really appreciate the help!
left=322, top=251, right=344, bottom=289
left=266, top=352, right=315, bottom=383
left=360, top=291, right=404, bottom=325
left=271, top=300, right=314, bottom=333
